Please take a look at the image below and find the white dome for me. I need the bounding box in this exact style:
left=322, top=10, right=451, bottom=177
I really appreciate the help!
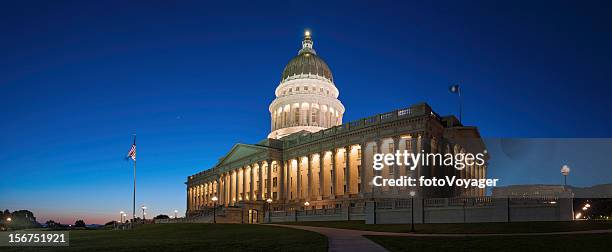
left=268, top=31, right=345, bottom=139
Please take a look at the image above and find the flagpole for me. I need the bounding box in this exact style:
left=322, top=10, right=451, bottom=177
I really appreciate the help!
left=132, top=134, right=136, bottom=229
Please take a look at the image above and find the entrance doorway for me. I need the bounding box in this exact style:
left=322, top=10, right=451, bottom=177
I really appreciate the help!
left=248, top=209, right=259, bottom=223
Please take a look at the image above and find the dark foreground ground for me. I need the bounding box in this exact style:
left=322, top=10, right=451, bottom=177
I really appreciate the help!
left=283, top=220, right=612, bottom=233
left=3, top=223, right=327, bottom=252
left=366, top=233, right=612, bottom=252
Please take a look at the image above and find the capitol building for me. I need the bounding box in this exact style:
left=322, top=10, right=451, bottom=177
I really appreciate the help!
left=185, top=31, right=492, bottom=223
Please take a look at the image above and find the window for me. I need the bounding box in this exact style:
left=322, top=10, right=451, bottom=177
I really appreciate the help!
left=320, top=88, right=324, bottom=92
left=388, top=143, right=394, bottom=152
left=273, top=164, right=277, bottom=173
left=296, top=87, right=300, bottom=91
left=273, top=192, right=278, bottom=199
left=289, top=88, right=292, bottom=92
left=304, top=86, right=308, bottom=90
left=357, top=149, right=362, bottom=161
left=273, top=177, right=278, bottom=187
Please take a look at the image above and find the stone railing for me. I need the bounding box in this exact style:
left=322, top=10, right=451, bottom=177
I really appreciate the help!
left=283, top=103, right=436, bottom=148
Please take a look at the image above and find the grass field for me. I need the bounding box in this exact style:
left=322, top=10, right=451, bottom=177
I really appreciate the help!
left=366, top=233, right=612, bottom=252
left=283, top=220, right=612, bottom=234
left=4, top=224, right=327, bottom=252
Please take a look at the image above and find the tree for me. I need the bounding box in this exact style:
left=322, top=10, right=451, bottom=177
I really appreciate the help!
left=8, top=210, right=40, bottom=229
left=104, top=221, right=117, bottom=226
left=45, top=220, right=56, bottom=228
left=74, top=220, right=86, bottom=227
left=153, top=214, right=170, bottom=220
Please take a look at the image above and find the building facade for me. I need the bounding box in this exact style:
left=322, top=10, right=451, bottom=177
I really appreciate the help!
left=185, top=32, right=487, bottom=218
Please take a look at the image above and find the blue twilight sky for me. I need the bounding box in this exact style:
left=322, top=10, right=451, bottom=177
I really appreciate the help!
left=1, top=1, right=612, bottom=224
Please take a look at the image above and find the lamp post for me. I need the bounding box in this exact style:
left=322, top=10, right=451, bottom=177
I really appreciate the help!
left=212, top=196, right=218, bottom=223
left=561, top=165, right=570, bottom=191
left=582, top=202, right=591, bottom=220
left=141, top=206, right=147, bottom=222
left=266, top=198, right=273, bottom=223
left=120, top=211, right=125, bottom=223
left=409, top=191, right=416, bottom=232
left=174, top=210, right=178, bottom=219
left=304, top=201, right=310, bottom=215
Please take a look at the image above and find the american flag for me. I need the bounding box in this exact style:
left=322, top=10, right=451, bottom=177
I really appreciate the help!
left=126, top=139, right=136, bottom=161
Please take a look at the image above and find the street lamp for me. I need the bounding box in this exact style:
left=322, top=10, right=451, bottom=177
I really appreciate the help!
left=266, top=198, right=273, bottom=223
left=304, top=201, right=310, bottom=215
left=211, top=196, right=218, bottom=223
left=141, top=206, right=147, bottom=221
left=582, top=202, right=591, bottom=219
left=174, top=210, right=178, bottom=219
left=120, top=211, right=125, bottom=223
left=409, top=191, right=416, bottom=233
left=561, top=165, right=570, bottom=190
left=6, top=217, right=11, bottom=222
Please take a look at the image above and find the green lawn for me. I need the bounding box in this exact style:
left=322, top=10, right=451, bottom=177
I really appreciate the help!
left=283, top=220, right=612, bottom=234
left=366, top=233, right=612, bottom=252
left=3, top=224, right=327, bottom=252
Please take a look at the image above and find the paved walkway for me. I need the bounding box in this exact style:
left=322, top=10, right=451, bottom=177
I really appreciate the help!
left=269, top=224, right=388, bottom=252
left=269, top=224, right=612, bottom=252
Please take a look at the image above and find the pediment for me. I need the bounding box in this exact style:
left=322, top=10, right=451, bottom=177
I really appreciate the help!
left=214, top=144, right=270, bottom=168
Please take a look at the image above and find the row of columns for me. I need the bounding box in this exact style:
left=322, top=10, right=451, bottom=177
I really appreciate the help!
left=187, top=134, right=487, bottom=211
left=272, top=103, right=342, bottom=130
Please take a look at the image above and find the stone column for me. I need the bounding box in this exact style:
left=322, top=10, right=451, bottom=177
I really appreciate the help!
left=223, top=173, right=227, bottom=205
left=392, top=136, right=401, bottom=194
left=393, top=137, right=400, bottom=178
left=187, top=187, right=191, bottom=211
left=296, top=158, right=302, bottom=201
left=375, top=139, right=383, bottom=195
left=360, top=142, right=367, bottom=197
left=411, top=137, right=418, bottom=179
left=307, top=155, right=312, bottom=201
left=249, top=166, right=254, bottom=201
left=267, top=159, right=273, bottom=200
left=257, top=161, right=264, bottom=200
left=330, top=149, right=336, bottom=198
left=197, top=185, right=202, bottom=210
left=241, top=168, right=246, bottom=201
left=345, top=145, right=351, bottom=196
left=218, top=177, right=222, bottom=206
left=319, top=152, right=325, bottom=199
left=279, top=160, right=285, bottom=202
left=222, top=174, right=226, bottom=205
left=216, top=177, right=221, bottom=205
left=234, top=171, right=239, bottom=204
left=204, top=183, right=208, bottom=206
left=306, top=105, right=311, bottom=126
left=228, top=172, right=232, bottom=204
